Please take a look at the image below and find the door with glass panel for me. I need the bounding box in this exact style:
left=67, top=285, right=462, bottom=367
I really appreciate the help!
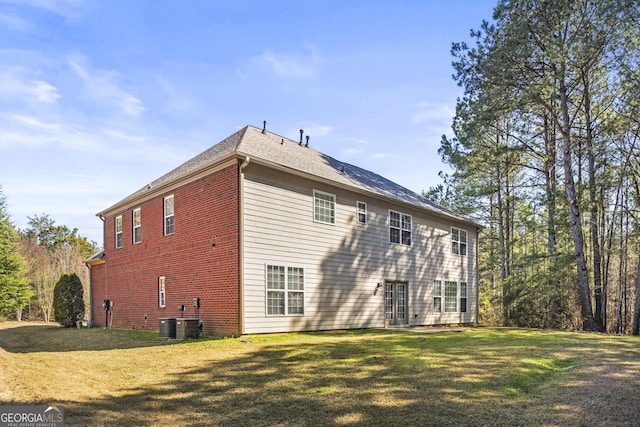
left=384, top=281, right=408, bottom=326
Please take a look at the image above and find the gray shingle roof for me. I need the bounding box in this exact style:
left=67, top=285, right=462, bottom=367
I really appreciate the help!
left=101, top=125, right=481, bottom=228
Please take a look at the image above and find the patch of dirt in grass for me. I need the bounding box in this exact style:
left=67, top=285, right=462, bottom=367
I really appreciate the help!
left=526, top=357, right=640, bottom=426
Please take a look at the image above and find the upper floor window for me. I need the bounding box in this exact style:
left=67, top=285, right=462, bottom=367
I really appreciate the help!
left=133, top=208, right=141, bottom=244
left=266, top=264, right=305, bottom=316
left=390, top=210, right=411, bottom=245
left=452, top=227, right=467, bottom=256
left=164, top=195, right=174, bottom=235
left=314, top=190, right=335, bottom=224
left=115, top=215, right=123, bottom=248
left=357, top=201, right=367, bottom=224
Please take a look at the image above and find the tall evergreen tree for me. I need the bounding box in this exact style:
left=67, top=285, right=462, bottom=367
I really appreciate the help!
left=0, top=187, right=32, bottom=319
left=446, top=0, right=640, bottom=331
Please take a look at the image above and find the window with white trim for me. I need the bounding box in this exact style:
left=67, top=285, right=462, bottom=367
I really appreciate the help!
left=357, top=201, right=367, bottom=224
left=433, top=280, right=442, bottom=313
left=445, top=281, right=458, bottom=313
left=434, top=279, right=467, bottom=313
left=164, top=195, right=174, bottom=235
left=158, top=276, right=166, bottom=308
left=452, top=227, right=468, bottom=256
left=460, top=282, right=468, bottom=313
left=266, top=264, right=305, bottom=315
left=389, top=210, right=411, bottom=245
left=133, top=208, right=141, bottom=244
left=314, top=190, right=335, bottom=224
left=115, top=215, right=123, bottom=248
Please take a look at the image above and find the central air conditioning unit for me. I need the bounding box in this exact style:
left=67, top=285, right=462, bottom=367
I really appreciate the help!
left=176, top=318, right=200, bottom=339
left=159, top=318, right=177, bottom=339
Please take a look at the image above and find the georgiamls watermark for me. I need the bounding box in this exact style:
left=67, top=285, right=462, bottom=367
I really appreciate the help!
left=0, top=405, right=64, bottom=427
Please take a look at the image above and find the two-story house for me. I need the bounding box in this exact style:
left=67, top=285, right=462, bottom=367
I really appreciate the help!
left=86, top=124, right=482, bottom=336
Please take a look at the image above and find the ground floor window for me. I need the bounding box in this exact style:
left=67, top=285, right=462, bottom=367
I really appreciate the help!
left=460, top=282, right=467, bottom=313
left=433, top=280, right=442, bottom=313
left=433, top=279, right=467, bottom=313
left=158, top=276, right=166, bottom=308
left=445, top=281, right=458, bottom=312
left=266, top=264, right=305, bottom=315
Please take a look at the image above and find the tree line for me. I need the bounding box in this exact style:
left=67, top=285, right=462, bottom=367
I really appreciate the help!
left=0, top=186, right=99, bottom=323
left=426, top=0, right=640, bottom=333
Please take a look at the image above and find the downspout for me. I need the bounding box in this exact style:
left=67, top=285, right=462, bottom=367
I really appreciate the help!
left=93, top=214, right=106, bottom=327
left=239, top=156, right=250, bottom=335
left=85, top=262, right=91, bottom=326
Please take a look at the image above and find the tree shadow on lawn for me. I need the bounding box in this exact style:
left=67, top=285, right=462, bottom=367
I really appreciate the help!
left=60, top=332, right=598, bottom=427
left=0, top=323, right=193, bottom=353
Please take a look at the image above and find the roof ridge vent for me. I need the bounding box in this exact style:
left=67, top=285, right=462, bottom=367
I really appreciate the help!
left=305, top=135, right=309, bottom=147
left=262, top=120, right=267, bottom=134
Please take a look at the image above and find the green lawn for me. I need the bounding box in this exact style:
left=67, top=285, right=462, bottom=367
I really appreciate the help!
left=1, top=322, right=639, bottom=426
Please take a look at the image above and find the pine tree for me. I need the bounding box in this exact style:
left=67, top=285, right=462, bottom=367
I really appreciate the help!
left=0, top=187, right=32, bottom=319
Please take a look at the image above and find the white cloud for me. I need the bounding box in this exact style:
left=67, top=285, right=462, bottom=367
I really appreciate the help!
left=155, top=75, right=194, bottom=113
left=342, top=147, right=364, bottom=156
left=0, top=11, right=33, bottom=32
left=241, top=45, right=321, bottom=80
left=3, top=113, right=60, bottom=130
left=0, top=66, right=61, bottom=103
left=298, top=122, right=333, bottom=138
left=68, top=54, right=145, bottom=116
left=407, top=101, right=455, bottom=126
left=3, top=0, right=84, bottom=21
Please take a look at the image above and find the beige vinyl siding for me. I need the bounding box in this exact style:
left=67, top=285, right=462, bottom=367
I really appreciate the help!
left=242, top=164, right=477, bottom=334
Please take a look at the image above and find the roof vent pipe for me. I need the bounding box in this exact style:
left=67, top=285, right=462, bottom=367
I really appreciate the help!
left=305, top=135, right=309, bottom=147
left=262, top=120, right=267, bottom=134
left=299, top=129, right=304, bottom=145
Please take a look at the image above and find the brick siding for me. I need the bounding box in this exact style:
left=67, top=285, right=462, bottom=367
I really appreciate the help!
left=90, top=162, right=241, bottom=336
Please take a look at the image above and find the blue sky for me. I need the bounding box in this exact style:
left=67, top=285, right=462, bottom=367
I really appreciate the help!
left=0, top=0, right=495, bottom=245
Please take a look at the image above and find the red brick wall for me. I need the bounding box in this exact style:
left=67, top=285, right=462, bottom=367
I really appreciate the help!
left=89, top=262, right=107, bottom=326
left=90, top=163, right=241, bottom=336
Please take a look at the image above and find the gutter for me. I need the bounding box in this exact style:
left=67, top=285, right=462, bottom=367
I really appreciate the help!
left=238, top=156, right=250, bottom=335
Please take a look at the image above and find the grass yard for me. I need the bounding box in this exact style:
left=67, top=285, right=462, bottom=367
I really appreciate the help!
left=1, top=322, right=639, bottom=426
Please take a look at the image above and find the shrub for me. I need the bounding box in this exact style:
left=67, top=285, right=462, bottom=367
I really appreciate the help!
left=53, top=273, right=84, bottom=327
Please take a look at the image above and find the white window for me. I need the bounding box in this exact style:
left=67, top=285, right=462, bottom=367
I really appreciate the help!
left=435, top=279, right=466, bottom=313
left=133, top=208, right=141, bottom=244
left=357, top=201, right=367, bottom=224
left=266, top=264, right=304, bottom=316
left=452, top=227, right=468, bottom=256
left=460, top=282, right=468, bottom=313
left=158, top=276, right=166, bottom=308
left=445, top=281, right=458, bottom=313
left=390, top=210, right=411, bottom=245
left=115, top=215, right=123, bottom=249
left=433, top=280, right=442, bottom=313
left=164, top=195, right=174, bottom=235
left=314, top=190, right=335, bottom=224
